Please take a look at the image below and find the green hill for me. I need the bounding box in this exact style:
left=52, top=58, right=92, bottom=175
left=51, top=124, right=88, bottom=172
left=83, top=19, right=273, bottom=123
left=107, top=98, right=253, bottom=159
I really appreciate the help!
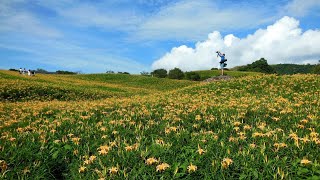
left=0, top=69, right=265, bottom=102
left=0, top=70, right=196, bottom=102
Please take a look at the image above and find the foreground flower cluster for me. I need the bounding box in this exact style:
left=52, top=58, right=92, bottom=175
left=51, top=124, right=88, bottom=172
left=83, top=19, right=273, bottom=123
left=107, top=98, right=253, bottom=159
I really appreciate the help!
left=0, top=73, right=319, bottom=179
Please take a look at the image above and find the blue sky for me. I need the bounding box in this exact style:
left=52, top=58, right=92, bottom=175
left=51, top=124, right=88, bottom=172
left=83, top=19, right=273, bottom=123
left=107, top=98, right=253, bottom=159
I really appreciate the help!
left=0, top=0, right=319, bottom=73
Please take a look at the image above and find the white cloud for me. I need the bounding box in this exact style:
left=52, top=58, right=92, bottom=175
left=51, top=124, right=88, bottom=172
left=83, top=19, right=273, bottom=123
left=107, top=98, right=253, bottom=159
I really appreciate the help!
left=57, top=4, right=142, bottom=31
left=37, top=0, right=276, bottom=42
left=0, top=13, right=61, bottom=38
left=0, top=0, right=61, bottom=38
left=34, top=0, right=143, bottom=32
left=135, top=0, right=274, bottom=41
left=20, top=0, right=318, bottom=43
left=152, top=16, right=320, bottom=71
left=285, top=0, right=320, bottom=16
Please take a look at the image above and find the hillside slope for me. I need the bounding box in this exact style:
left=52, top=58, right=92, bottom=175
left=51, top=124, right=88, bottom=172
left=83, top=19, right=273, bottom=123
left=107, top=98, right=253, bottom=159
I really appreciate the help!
left=0, top=70, right=197, bottom=102
left=0, top=70, right=266, bottom=102
left=0, top=74, right=319, bottom=179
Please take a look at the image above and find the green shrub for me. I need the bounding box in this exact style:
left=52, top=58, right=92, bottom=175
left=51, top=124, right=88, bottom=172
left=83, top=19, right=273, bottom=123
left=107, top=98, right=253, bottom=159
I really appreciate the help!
left=168, top=68, right=184, bottom=80
left=151, top=69, right=167, bottom=78
left=185, top=71, right=200, bottom=81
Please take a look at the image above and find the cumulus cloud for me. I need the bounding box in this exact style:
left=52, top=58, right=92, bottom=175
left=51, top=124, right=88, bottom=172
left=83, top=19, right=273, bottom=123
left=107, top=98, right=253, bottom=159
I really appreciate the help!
left=152, top=16, right=320, bottom=71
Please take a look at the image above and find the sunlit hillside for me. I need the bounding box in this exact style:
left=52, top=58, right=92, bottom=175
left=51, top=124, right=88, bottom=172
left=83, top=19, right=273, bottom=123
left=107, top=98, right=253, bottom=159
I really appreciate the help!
left=0, top=70, right=319, bottom=179
left=0, top=70, right=263, bottom=102
left=0, top=70, right=197, bottom=101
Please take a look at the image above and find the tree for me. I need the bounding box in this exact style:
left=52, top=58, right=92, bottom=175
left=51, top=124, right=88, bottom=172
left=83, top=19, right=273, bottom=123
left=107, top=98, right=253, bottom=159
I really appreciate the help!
left=9, top=68, right=18, bottom=72
left=106, top=70, right=114, bottom=74
left=312, top=64, right=320, bottom=74
left=118, top=72, right=130, bottom=74
left=151, top=69, right=167, bottom=78
left=239, top=58, right=275, bottom=74
left=56, top=70, right=76, bottom=74
left=168, top=68, right=184, bottom=80
left=36, top=68, right=49, bottom=74
left=185, top=71, right=200, bottom=81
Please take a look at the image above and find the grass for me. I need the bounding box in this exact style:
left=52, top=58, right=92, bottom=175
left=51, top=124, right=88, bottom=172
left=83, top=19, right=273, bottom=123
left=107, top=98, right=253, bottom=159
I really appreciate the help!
left=194, top=70, right=263, bottom=80
left=74, top=73, right=198, bottom=91
left=0, top=70, right=319, bottom=179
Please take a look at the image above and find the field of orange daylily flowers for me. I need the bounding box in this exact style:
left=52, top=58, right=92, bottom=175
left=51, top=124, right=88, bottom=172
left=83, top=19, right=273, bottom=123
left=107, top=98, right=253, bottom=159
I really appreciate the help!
left=0, top=71, right=319, bottom=179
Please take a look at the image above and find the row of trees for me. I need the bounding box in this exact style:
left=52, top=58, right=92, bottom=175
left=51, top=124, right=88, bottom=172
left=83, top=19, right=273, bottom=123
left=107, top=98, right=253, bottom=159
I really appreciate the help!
left=236, top=58, right=320, bottom=74
left=151, top=68, right=201, bottom=81
left=271, top=63, right=319, bottom=75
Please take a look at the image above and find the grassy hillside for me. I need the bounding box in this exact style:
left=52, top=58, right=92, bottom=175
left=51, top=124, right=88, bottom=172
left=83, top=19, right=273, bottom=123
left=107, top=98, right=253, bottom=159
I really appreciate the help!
left=74, top=73, right=197, bottom=91
left=0, top=73, right=319, bottom=179
left=194, top=70, right=263, bottom=80
left=0, top=70, right=197, bottom=102
left=0, top=70, right=264, bottom=102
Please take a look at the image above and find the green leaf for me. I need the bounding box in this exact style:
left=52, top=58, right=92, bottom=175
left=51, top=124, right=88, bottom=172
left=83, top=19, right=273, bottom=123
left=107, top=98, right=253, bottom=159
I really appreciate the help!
left=174, top=173, right=186, bottom=178
left=298, top=168, right=309, bottom=175
left=239, top=174, right=247, bottom=179
left=307, top=176, right=320, bottom=180
left=52, top=150, right=59, bottom=159
left=253, top=170, right=259, bottom=178
left=64, top=144, right=72, bottom=150
left=180, top=162, right=189, bottom=172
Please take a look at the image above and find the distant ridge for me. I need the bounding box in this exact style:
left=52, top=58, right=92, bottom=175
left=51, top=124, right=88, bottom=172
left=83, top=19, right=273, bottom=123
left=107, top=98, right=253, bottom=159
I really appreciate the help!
left=270, top=64, right=317, bottom=75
